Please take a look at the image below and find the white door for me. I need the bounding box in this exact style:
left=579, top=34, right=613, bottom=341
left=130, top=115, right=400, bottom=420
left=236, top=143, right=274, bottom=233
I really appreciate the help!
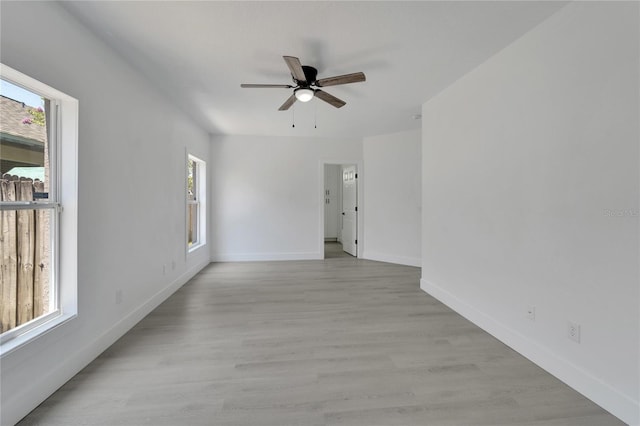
left=341, top=165, right=357, bottom=256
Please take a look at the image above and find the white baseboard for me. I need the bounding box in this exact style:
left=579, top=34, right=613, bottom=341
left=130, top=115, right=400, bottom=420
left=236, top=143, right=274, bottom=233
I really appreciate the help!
left=420, top=278, right=639, bottom=426
left=211, top=252, right=321, bottom=262
left=3, top=260, right=210, bottom=426
left=362, top=250, right=421, bottom=267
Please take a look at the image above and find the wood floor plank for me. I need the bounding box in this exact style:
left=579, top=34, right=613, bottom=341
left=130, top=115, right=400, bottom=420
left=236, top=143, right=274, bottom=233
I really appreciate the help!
left=17, top=250, right=624, bottom=425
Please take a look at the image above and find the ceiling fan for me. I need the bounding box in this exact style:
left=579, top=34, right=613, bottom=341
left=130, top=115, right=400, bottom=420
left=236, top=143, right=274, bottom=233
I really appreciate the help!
left=241, top=56, right=366, bottom=111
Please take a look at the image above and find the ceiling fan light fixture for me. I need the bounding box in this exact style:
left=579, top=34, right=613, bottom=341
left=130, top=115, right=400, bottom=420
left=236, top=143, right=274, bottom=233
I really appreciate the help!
left=294, top=88, right=314, bottom=102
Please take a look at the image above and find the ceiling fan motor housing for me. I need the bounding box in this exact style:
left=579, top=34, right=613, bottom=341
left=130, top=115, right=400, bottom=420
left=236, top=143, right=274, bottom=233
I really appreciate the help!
left=298, top=66, right=318, bottom=86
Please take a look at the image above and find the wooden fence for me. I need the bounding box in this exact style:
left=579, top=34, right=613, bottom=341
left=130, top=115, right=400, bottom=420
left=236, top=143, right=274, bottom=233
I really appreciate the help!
left=0, top=176, right=50, bottom=333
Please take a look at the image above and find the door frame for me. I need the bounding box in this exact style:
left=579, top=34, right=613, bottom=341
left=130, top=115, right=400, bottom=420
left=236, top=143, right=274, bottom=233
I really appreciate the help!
left=318, top=159, right=363, bottom=258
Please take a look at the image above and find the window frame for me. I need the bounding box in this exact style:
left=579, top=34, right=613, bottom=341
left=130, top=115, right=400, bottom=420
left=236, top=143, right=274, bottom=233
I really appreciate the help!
left=0, top=64, right=78, bottom=356
left=186, top=153, right=206, bottom=253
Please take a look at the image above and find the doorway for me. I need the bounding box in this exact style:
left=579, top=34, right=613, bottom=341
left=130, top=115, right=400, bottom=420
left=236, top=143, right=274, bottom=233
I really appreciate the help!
left=322, top=162, right=359, bottom=259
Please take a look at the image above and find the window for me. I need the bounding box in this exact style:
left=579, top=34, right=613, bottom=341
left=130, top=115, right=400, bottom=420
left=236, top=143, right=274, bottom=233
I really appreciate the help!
left=0, top=64, right=78, bottom=355
left=187, top=154, right=206, bottom=252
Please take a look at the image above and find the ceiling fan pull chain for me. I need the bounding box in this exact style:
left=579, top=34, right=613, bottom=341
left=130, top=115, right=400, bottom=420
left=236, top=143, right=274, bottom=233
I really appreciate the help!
left=314, top=101, right=317, bottom=129
left=292, top=104, right=295, bottom=128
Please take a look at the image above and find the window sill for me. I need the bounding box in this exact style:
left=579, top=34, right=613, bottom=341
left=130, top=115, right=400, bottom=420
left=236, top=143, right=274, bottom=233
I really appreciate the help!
left=0, top=312, right=77, bottom=358
left=188, top=242, right=206, bottom=255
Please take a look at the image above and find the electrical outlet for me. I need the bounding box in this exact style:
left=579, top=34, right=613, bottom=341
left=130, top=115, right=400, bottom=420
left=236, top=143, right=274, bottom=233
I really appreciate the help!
left=115, top=289, right=123, bottom=305
left=568, top=321, right=581, bottom=343
left=526, top=306, right=536, bottom=321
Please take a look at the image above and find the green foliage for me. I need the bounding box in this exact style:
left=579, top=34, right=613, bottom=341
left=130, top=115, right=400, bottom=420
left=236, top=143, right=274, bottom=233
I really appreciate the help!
left=187, top=159, right=194, bottom=196
left=28, top=107, right=46, bottom=126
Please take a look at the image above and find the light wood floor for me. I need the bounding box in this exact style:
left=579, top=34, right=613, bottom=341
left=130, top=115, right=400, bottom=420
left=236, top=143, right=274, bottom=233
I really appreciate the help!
left=18, top=254, right=623, bottom=425
left=324, top=241, right=353, bottom=259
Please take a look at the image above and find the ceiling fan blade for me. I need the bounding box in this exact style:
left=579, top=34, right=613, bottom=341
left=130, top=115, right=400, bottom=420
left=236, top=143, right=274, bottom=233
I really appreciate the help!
left=241, top=84, right=293, bottom=88
left=315, top=90, right=346, bottom=108
left=278, top=94, right=297, bottom=111
left=316, top=72, right=366, bottom=87
left=283, top=56, right=307, bottom=84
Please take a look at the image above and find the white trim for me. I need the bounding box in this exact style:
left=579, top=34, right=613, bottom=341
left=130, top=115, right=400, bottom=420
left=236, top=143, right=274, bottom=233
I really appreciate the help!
left=0, top=310, right=72, bottom=355
left=362, top=251, right=421, bottom=267
left=0, top=64, right=79, bottom=354
left=420, top=278, right=639, bottom=426
left=1, top=64, right=73, bottom=101
left=0, top=202, right=60, bottom=211
left=1, top=259, right=210, bottom=426
left=187, top=153, right=207, bottom=254
left=211, top=252, right=321, bottom=262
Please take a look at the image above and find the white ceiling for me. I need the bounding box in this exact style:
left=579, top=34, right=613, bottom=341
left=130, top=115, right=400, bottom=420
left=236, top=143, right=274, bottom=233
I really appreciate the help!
left=62, top=1, right=567, bottom=139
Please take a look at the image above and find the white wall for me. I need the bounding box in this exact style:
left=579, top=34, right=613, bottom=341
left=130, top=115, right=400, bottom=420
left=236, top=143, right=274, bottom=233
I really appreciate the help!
left=363, top=129, right=421, bottom=267
left=210, top=134, right=362, bottom=261
left=421, top=2, right=638, bottom=424
left=0, top=3, right=211, bottom=425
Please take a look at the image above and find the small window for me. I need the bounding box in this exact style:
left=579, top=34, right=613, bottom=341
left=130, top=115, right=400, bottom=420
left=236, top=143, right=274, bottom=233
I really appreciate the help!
left=0, top=64, right=78, bottom=354
left=187, top=154, right=206, bottom=252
